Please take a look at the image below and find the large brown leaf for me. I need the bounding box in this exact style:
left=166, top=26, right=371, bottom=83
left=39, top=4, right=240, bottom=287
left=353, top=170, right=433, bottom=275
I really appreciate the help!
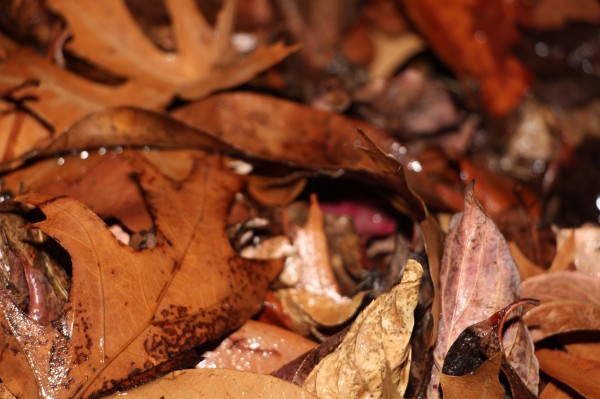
left=428, top=183, right=538, bottom=397
left=0, top=152, right=281, bottom=398
left=0, top=0, right=295, bottom=160
left=521, top=271, right=600, bottom=341
left=105, top=368, right=317, bottom=398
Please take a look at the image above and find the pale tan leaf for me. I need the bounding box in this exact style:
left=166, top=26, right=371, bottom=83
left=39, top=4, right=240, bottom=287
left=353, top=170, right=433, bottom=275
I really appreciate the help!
left=302, top=259, right=423, bottom=399
left=106, top=369, right=317, bottom=399
left=555, top=224, right=600, bottom=278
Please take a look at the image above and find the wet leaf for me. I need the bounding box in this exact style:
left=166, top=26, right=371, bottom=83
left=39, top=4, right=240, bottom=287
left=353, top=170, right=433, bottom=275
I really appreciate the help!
left=105, top=368, right=317, bottom=399
left=301, top=259, right=423, bottom=398
left=429, top=182, right=538, bottom=397
left=0, top=152, right=281, bottom=398
left=196, top=320, right=317, bottom=374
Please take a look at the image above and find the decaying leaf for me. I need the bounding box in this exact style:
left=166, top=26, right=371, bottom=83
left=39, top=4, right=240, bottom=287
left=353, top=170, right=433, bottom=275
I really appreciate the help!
left=522, top=271, right=600, bottom=342
left=555, top=224, right=600, bottom=278
left=0, top=152, right=281, bottom=398
left=439, top=353, right=505, bottom=399
left=535, top=348, right=600, bottom=399
left=196, top=319, right=317, bottom=374
left=274, top=195, right=368, bottom=335
left=0, top=0, right=296, bottom=159
left=399, top=0, right=530, bottom=115
left=301, top=259, right=423, bottom=398
left=429, top=182, right=538, bottom=398
left=440, top=299, right=539, bottom=399
left=106, top=368, right=317, bottom=399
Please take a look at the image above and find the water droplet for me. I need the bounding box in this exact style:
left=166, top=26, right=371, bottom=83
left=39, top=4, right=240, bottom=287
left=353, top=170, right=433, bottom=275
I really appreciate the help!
left=407, top=160, right=423, bottom=172
left=595, top=194, right=600, bottom=211
left=79, top=150, right=89, bottom=160
left=534, top=42, right=549, bottom=57
left=372, top=213, right=382, bottom=224
left=115, top=146, right=123, bottom=154
left=98, top=147, right=107, bottom=155
left=57, top=157, right=65, bottom=166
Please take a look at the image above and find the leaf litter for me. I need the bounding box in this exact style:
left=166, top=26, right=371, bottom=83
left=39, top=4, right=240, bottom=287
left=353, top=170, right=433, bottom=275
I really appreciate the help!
left=0, top=0, right=599, bottom=398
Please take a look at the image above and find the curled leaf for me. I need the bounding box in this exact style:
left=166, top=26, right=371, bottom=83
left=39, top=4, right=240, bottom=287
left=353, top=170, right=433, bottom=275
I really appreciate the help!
left=302, top=259, right=423, bottom=398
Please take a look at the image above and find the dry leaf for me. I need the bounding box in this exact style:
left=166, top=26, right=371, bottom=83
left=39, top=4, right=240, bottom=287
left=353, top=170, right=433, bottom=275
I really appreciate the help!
left=555, top=224, right=600, bottom=277
left=535, top=348, right=600, bottom=399
left=521, top=271, right=600, bottom=342
left=429, top=182, right=538, bottom=398
left=302, top=259, right=423, bottom=399
left=0, top=152, right=281, bottom=398
left=0, top=0, right=295, bottom=160
left=440, top=299, right=539, bottom=399
left=440, top=353, right=505, bottom=399
left=106, top=368, right=317, bottom=399
left=196, top=319, right=317, bottom=374
left=275, top=195, right=367, bottom=334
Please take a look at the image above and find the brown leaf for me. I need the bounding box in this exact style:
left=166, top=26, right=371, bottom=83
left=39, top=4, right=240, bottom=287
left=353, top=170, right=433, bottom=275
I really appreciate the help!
left=0, top=152, right=281, bottom=398
left=196, top=320, right=317, bottom=374
left=105, top=368, right=317, bottom=398
left=0, top=0, right=295, bottom=161
left=555, top=224, right=600, bottom=278
left=524, top=300, right=600, bottom=342
left=440, top=353, right=505, bottom=399
left=429, top=182, right=538, bottom=397
left=536, top=348, right=600, bottom=398
left=171, top=91, right=456, bottom=217
left=399, top=0, right=530, bottom=115
left=521, top=271, right=600, bottom=343
left=274, top=195, right=368, bottom=334
left=301, top=259, right=423, bottom=398
left=521, top=270, right=600, bottom=304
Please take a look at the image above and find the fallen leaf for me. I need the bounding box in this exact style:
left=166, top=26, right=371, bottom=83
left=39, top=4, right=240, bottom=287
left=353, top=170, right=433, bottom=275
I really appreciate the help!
left=399, top=0, right=530, bottom=115
left=521, top=271, right=600, bottom=345
left=105, top=368, right=317, bottom=399
left=524, top=300, right=600, bottom=342
left=0, top=0, right=296, bottom=160
left=440, top=353, right=505, bottom=399
left=196, top=319, right=317, bottom=374
left=271, top=325, right=349, bottom=385
left=440, top=299, right=539, bottom=399
left=0, top=152, right=281, bottom=398
left=274, top=195, right=368, bottom=335
left=301, top=259, right=423, bottom=398
left=555, top=224, right=600, bottom=278
left=536, top=348, right=600, bottom=399
left=508, top=242, right=544, bottom=282
left=429, top=182, right=538, bottom=397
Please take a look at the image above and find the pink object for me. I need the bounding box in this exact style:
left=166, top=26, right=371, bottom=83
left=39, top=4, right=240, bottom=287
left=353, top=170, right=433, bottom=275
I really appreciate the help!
left=320, top=201, right=396, bottom=236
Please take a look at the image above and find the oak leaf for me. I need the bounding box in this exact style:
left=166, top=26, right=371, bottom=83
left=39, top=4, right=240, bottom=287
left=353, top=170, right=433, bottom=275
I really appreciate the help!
left=0, top=152, right=281, bottom=398
left=0, top=0, right=296, bottom=160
